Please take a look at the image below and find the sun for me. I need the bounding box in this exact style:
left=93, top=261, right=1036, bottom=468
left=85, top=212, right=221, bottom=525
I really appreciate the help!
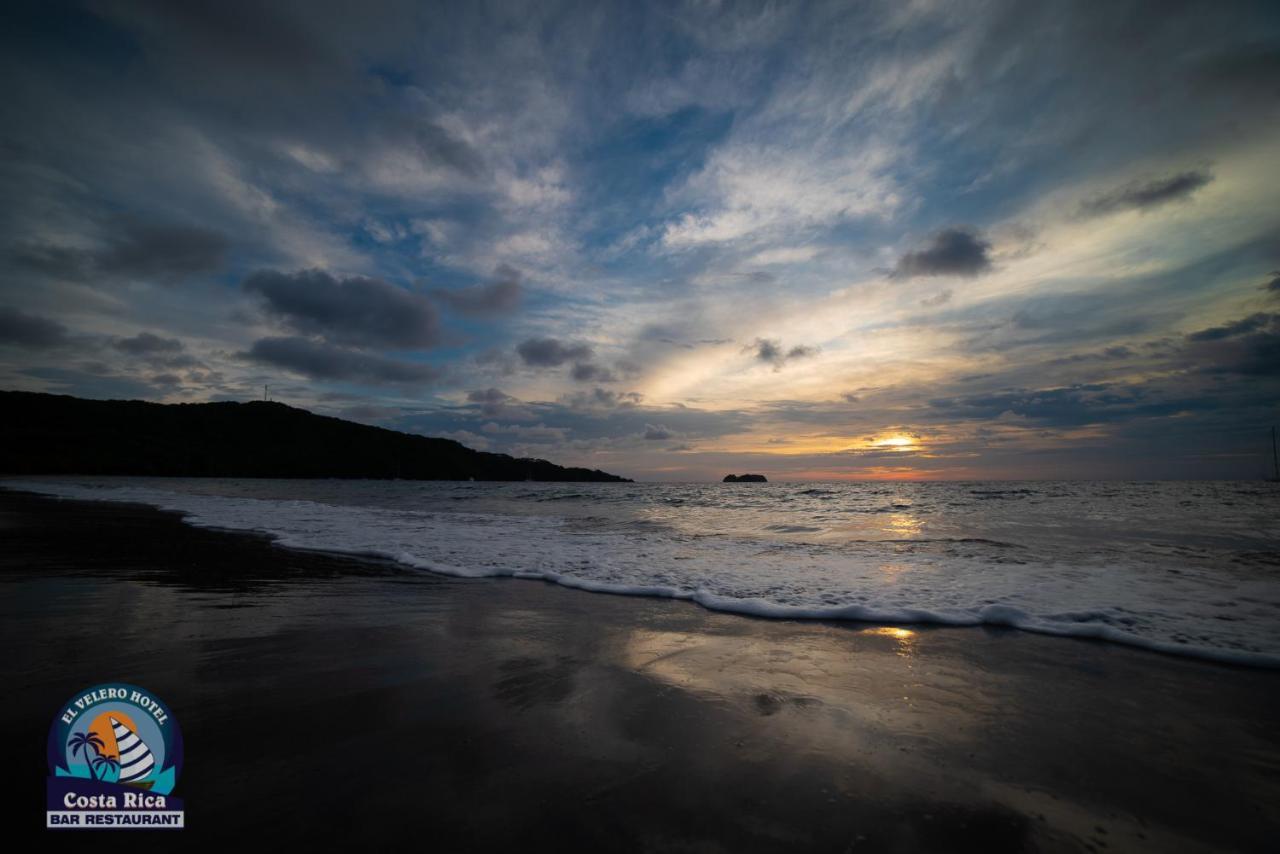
left=873, top=435, right=916, bottom=449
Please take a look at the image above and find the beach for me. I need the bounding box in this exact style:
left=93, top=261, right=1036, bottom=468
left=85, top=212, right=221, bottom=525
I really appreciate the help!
left=4, top=488, right=1279, bottom=851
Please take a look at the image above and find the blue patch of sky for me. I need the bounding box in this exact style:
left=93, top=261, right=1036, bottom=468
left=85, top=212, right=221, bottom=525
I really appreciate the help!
left=577, top=106, right=736, bottom=257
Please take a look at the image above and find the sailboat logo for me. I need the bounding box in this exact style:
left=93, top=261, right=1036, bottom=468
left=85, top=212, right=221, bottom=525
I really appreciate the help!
left=47, top=682, right=185, bottom=830
left=110, top=716, right=156, bottom=786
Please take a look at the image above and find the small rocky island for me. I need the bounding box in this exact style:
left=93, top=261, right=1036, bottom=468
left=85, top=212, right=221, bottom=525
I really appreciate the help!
left=722, top=473, right=768, bottom=482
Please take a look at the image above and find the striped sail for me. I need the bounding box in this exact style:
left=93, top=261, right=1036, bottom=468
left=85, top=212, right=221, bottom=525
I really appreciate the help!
left=110, top=717, right=155, bottom=784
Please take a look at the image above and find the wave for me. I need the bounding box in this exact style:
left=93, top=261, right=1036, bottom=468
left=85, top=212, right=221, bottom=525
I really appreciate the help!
left=7, top=479, right=1279, bottom=669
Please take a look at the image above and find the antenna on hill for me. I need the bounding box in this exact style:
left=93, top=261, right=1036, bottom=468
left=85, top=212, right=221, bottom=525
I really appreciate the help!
left=263, top=384, right=269, bottom=402
left=1271, top=426, right=1279, bottom=482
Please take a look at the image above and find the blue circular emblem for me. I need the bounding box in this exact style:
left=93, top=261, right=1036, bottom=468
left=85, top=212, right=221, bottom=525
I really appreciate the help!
left=47, top=682, right=183, bottom=796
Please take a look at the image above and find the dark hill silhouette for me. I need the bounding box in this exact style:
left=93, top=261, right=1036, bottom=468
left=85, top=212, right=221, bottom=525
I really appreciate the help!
left=723, top=473, right=767, bottom=482
left=0, top=391, right=630, bottom=482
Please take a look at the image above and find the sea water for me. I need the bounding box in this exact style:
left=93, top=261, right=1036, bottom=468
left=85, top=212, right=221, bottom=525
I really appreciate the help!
left=7, top=478, right=1279, bottom=666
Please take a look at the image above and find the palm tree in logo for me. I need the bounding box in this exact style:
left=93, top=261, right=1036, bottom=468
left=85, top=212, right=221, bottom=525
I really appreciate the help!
left=93, top=753, right=121, bottom=782
left=67, top=731, right=105, bottom=780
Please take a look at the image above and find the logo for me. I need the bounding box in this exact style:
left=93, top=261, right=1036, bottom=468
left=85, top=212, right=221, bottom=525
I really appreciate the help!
left=46, top=683, right=184, bottom=829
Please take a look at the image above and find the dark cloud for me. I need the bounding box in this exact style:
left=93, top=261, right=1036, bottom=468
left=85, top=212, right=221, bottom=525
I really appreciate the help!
left=339, top=404, right=402, bottom=423
left=1186, top=313, right=1274, bottom=342
left=559, top=387, right=644, bottom=410
left=1184, top=312, right=1280, bottom=375
left=113, top=332, right=184, bottom=355
left=150, top=372, right=183, bottom=387
left=241, top=336, right=441, bottom=385
left=0, top=307, right=71, bottom=349
left=474, top=348, right=518, bottom=375
left=111, top=0, right=493, bottom=177
left=570, top=362, right=617, bottom=383
left=1050, top=345, right=1137, bottom=365
left=516, top=337, right=593, bottom=367
left=466, top=387, right=522, bottom=417
left=921, top=290, right=953, bottom=307
left=928, top=383, right=1215, bottom=428
left=639, top=323, right=693, bottom=348
left=1079, top=169, right=1213, bottom=218
left=94, top=0, right=343, bottom=78
left=11, top=223, right=229, bottom=284
left=22, top=366, right=159, bottom=400
left=97, top=224, right=230, bottom=280
left=891, top=228, right=992, bottom=279
left=111, top=332, right=199, bottom=370
left=401, top=116, right=486, bottom=177
left=786, top=344, right=819, bottom=360
left=638, top=323, right=733, bottom=350
left=1193, top=45, right=1280, bottom=101
left=244, top=269, right=440, bottom=349
left=964, top=286, right=1172, bottom=353
left=431, top=264, right=522, bottom=316
left=9, top=244, right=93, bottom=279
left=467, top=387, right=512, bottom=405
left=747, top=338, right=819, bottom=370
left=752, top=339, right=783, bottom=362
left=643, top=424, right=673, bottom=440
left=1264, top=271, right=1280, bottom=296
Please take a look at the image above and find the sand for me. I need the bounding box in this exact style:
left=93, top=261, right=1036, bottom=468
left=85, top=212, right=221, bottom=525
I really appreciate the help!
left=3, top=489, right=1278, bottom=851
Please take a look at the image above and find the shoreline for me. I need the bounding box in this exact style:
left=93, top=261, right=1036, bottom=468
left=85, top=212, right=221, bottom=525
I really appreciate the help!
left=4, top=480, right=1278, bottom=670
left=4, top=490, right=1279, bottom=851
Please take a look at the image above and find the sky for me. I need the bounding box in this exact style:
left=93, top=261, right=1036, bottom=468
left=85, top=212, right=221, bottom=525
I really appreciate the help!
left=2, top=0, right=1279, bottom=481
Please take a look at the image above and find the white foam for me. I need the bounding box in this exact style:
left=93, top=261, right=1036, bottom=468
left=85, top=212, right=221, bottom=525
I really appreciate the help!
left=8, top=479, right=1280, bottom=668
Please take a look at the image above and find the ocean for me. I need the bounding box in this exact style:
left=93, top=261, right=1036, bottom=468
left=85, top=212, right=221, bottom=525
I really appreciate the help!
left=7, top=477, right=1279, bottom=667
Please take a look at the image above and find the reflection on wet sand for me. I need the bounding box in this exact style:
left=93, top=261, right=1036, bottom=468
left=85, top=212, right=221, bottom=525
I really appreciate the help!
left=620, top=624, right=989, bottom=750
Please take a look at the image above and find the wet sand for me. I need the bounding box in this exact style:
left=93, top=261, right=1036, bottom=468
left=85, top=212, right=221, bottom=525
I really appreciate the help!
left=3, top=489, right=1278, bottom=851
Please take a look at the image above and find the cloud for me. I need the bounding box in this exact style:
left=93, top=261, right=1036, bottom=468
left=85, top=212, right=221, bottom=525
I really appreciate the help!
left=747, top=338, right=819, bottom=370
left=643, top=424, right=674, bottom=440
left=241, top=336, right=441, bottom=385
left=465, top=387, right=526, bottom=418
left=891, top=228, right=992, bottom=279
left=559, top=387, right=644, bottom=410
left=12, top=222, right=230, bottom=284
left=150, top=372, right=183, bottom=387
left=1184, top=312, right=1280, bottom=375
left=638, top=323, right=733, bottom=350
left=570, top=361, right=617, bottom=383
left=660, top=142, right=900, bottom=249
left=0, top=306, right=71, bottom=349
left=1193, top=46, right=1280, bottom=102
left=920, top=290, right=953, bottom=307
left=1079, top=169, right=1213, bottom=218
left=928, top=383, right=1213, bottom=428
left=1049, top=345, right=1136, bottom=365
left=481, top=422, right=568, bottom=443
left=113, top=332, right=185, bottom=355
left=1187, top=312, right=1274, bottom=342
left=97, top=223, right=231, bottom=280
left=339, top=404, right=403, bottom=423
left=516, top=337, right=593, bottom=367
left=431, top=264, right=523, bottom=316
left=21, top=366, right=159, bottom=400
left=244, top=269, right=440, bottom=348
left=1264, top=271, right=1280, bottom=297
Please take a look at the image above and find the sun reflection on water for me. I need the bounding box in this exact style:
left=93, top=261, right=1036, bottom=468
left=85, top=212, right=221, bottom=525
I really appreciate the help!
left=859, top=626, right=918, bottom=657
